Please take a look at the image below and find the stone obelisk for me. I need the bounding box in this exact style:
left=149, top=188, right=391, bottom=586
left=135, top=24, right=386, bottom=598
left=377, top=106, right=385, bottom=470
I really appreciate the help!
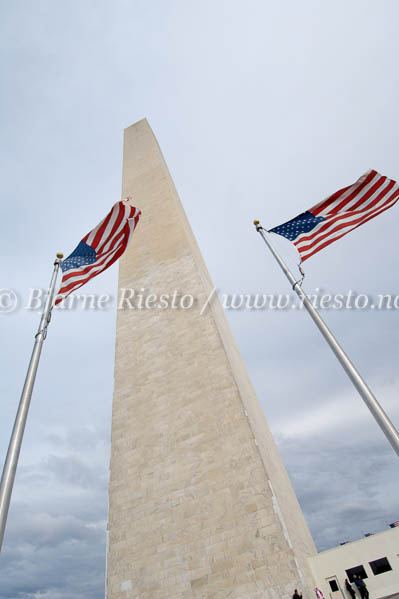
left=106, top=119, right=316, bottom=598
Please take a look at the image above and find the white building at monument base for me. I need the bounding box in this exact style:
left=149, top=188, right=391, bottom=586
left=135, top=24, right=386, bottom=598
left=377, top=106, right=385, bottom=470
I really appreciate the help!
left=308, top=527, right=399, bottom=599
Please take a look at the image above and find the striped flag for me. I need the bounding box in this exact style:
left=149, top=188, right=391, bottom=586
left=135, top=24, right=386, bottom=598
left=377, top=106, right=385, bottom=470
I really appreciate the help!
left=389, top=521, right=399, bottom=528
left=270, top=170, right=399, bottom=262
left=56, top=199, right=141, bottom=305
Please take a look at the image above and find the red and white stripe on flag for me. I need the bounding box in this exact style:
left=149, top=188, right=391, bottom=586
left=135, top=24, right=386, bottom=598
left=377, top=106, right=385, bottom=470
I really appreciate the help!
left=315, top=587, right=325, bottom=599
left=55, top=199, right=141, bottom=305
left=296, top=170, right=399, bottom=261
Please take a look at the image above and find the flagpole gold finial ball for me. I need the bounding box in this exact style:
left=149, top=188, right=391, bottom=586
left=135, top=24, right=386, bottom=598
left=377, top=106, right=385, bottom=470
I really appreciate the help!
left=56, top=253, right=64, bottom=259
left=253, top=220, right=260, bottom=226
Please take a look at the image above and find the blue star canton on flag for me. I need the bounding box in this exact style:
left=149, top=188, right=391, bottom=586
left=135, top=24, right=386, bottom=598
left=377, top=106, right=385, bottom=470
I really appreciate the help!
left=61, top=241, right=97, bottom=272
left=270, top=211, right=325, bottom=241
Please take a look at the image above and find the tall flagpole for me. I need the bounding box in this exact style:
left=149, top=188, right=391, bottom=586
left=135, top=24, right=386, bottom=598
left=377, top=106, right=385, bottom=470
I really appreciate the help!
left=0, top=253, right=63, bottom=551
left=253, top=220, right=399, bottom=458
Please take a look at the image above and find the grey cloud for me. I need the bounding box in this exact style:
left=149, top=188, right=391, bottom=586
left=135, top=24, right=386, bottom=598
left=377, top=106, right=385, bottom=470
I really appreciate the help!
left=45, top=454, right=107, bottom=491
left=277, top=435, right=398, bottom=550
left=5, top=509, right=104, bottom=549
left=0, top=452, right=108, bottom=598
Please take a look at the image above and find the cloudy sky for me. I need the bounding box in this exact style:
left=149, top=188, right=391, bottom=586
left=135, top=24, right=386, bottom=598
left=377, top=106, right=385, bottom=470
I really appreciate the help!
left=1, top=1, right=399, bottom=597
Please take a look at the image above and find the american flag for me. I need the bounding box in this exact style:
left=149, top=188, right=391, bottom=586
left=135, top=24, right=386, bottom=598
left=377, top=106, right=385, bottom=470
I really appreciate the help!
left=315, top=587, right=324, bottom=599
left=56, top=199, right=141, bottom=305
left=389, top=521, right=399, bottom=528
left=270, top=170, right=399, bottom=262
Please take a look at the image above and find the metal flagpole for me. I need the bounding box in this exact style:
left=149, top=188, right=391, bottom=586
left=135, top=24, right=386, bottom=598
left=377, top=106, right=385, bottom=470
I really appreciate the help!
left=253, top=220, right=399, bottom=458
left=0, top=253, right=63, bottom=551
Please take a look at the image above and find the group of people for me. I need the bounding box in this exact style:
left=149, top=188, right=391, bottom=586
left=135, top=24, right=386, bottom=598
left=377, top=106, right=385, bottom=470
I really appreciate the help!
left=346, top=576, right=369, bottom=599
left=292, top=575, right=370, bottom=599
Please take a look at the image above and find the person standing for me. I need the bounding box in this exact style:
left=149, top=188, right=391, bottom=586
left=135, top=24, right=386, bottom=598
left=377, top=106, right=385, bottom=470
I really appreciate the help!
left=293, top=590, right=303, bottom=599
left=345, top=578, right=356, bottom=599
left=358, top=577, right=369, bottom=599
left=353, top=575, right=369, bottom=599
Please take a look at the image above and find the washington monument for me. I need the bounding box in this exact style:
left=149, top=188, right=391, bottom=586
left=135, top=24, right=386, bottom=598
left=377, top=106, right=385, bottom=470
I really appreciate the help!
left=106, top=119, right=316, bottom=598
